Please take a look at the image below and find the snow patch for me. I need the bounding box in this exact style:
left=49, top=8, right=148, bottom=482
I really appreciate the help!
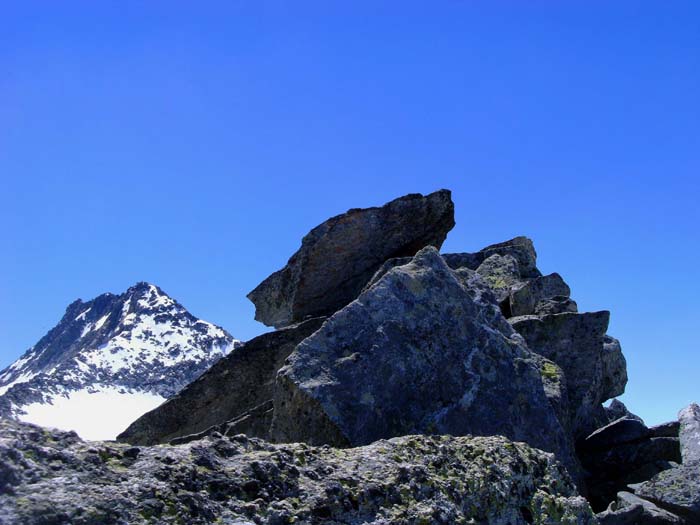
left=17, top=385, right=166, bottom=440
left=94, top=313, right=110, bottom=331
left=75, top=308, right=91, bottom=322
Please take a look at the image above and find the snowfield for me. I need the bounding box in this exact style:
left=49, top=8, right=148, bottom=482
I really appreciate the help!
left=18, top=385, right=166, bottom=441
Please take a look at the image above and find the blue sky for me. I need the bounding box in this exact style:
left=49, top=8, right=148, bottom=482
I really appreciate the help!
left=1, top=1, right=698, bottom=425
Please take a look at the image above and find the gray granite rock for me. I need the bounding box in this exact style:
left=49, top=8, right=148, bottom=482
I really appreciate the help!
left=118, top=317, right=326, bottom=445
left=510, top=312, right=626, bottom=439
left=1, top=419, right=597, bottom=525
left=510, top=273, right=572, bottom=317
left=678, top=402, right=700, bottom=463
left=247, top=190, right=455, bottom=328
left=270, top=247, right=579, bottom=479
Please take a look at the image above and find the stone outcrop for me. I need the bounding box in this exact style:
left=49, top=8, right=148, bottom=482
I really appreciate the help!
left=118, top=318, right=325, bottom=445
left=117, top=191, right=646, bottom=512
left=270, top=247, right=579, bottom=478
left=1, top=419, right=597, bottom=525
left=247, top=190, right=455, bottom=328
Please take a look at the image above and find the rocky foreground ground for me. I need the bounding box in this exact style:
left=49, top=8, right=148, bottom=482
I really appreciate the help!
left=0, top=419, right=596, bottom=525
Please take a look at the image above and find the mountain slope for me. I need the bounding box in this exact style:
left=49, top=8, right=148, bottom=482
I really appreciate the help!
left=0, top=282, right=238, bottom=439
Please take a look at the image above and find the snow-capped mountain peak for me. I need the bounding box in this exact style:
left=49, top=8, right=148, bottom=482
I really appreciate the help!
left=0, top=283, right=239, bottom=439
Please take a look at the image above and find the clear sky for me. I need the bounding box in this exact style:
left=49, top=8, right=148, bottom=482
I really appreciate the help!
left=1, top=1, right=698, bottom=426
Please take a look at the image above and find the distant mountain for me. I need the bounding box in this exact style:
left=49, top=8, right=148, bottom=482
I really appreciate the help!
left=0, top=282, right=239, bottom=440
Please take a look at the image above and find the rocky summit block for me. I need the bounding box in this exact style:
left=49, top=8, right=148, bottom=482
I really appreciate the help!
left=0, top=419, right=596, bottom=525
left=270, top=246, right=579, bottom=478
left=247, top=189, right=455, bottom=328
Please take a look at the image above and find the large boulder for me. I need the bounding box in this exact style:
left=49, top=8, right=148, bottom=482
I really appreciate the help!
left=678, top=402, right=700, bottom=463
left=247, top=190, right=455, bottom=328
left=269, top=247, right=579, bottom=478
left=118, top=317, right=326, bottom=445
left=509, top=312, right=627, bottom=439
left=1, top=419, right=597, bottom=525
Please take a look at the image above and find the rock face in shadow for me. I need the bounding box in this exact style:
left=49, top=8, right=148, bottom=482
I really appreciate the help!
left=247, top=190, right=455, bottom=328
left=1, top=419, right=597, bottom=525
left=269, top=247, right=579, bottom=478
left=118, top=317, right=325, bottom=445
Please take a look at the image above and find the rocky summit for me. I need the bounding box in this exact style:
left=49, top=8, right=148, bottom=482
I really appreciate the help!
left=2, top=190, right=698, bottom=524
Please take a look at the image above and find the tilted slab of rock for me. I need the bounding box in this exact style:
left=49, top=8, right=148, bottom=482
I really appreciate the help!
left=510, top=312, right=627, bottom=440
left=270, top=247, right=579, bottom=477
left=247, top=190, right=455, bottom=328
left=678, top=402, right=700, bottom=463
left=0, top=419, right=597, bottom=525
left=582, top=418, right=651, bottom=452
left=118, top=318, right=325, bottom=445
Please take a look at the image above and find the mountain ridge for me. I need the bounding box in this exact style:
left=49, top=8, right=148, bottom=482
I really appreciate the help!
left=0, top=281, right=239, bottom=439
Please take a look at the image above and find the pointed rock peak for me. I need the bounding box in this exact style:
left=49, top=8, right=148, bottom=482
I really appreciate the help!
left=0, top=282, right=239, bottom=439
left=123, top=282, right=178, bottom=313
